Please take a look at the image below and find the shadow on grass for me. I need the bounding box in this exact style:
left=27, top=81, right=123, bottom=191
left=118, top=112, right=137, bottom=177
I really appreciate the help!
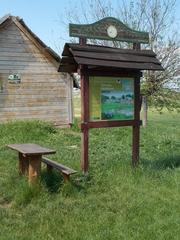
left=41, top=170, right=87, bottom=195
left=141, top=155, right=180, bottom=170
left=41, top=170, right=64, bottom=193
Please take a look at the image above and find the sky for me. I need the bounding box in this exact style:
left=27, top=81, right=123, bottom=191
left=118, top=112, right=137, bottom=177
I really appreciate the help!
left=0, top=0, right=82, bottom=54
left=0, top=0, right=180, bottom=55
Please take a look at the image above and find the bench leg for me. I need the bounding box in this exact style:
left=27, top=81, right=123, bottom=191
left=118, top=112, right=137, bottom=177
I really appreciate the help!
left=47, top=164, right=53, bottom=173
left=19, top=153, right=29, bottom=176
left=62, top=173, right=70, bottom=182
left=28, top=155, right=42, bottom=184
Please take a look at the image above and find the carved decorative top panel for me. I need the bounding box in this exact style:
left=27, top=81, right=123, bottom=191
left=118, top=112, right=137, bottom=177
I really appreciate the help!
left=69, top=17, right=149, bottom=44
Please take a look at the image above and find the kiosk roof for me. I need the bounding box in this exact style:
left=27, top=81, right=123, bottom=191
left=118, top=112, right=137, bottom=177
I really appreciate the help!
left=59, top=43, right=164, bottom=73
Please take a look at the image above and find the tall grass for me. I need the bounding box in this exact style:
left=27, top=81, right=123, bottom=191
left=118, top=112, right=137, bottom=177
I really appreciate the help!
left=0, top=110, right=179, bottom=240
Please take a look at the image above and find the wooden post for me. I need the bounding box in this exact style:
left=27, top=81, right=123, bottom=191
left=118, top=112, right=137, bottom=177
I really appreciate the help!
left=133, top=43, right=140, bottom=50
left=132, top=43, right=141, bottom=166
left=132, top=75, right=141, bottom=166
left=79, top=37, right=89, bottom=174
left=79, top=37, right=87, bottom=45
left=80, top=65, right=89, bottom=174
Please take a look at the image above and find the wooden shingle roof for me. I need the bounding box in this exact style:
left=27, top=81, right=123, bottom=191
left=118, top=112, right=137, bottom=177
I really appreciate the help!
left=59, top=43, right=164, bottom=73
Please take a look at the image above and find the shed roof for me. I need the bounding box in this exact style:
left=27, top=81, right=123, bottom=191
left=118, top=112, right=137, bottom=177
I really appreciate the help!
left=0, top=14, right=60, bottom=63
left=59, top=43, right=164, bottom=73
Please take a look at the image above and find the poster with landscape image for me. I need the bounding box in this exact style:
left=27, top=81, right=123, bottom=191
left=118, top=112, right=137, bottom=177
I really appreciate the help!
left=89, top=77, right=134, bottom=121
left=101, top=90, right=134, bottom=120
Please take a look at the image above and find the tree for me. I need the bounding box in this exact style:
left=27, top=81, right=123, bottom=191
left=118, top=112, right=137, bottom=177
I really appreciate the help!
left=111, top=96, right=116, bottom=101
left=62, top=0, right=180, bottom=112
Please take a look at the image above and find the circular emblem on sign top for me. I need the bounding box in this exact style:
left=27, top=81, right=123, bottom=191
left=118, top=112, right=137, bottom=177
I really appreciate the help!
left=107, top=25, right=117, bottom=38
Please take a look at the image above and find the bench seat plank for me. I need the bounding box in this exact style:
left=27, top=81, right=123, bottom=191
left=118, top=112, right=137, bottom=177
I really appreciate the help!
left=42, top=157, right=77, bottom=176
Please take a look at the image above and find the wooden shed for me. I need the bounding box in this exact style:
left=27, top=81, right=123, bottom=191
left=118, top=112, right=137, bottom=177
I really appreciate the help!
left=0, top=14, right=73, bottom=126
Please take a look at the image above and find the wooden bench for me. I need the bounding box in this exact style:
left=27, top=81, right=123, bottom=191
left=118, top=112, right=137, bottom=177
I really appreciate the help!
left=7, top=143, right=56, bottom=184
left=42, top=157, right=77, bottom=182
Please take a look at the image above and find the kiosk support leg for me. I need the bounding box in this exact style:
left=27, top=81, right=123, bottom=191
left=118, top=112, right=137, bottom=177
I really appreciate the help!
left=132, top=74, right=141, bottom=167
left=81, top=127, right=89, bottom=173
left=80, top=64, right=89, bottom=174
left=132, top=125, right=140, bottom=166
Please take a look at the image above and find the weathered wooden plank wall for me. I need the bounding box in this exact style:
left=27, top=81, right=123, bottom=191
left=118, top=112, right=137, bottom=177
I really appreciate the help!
left=0, top=21, right=72, bottom=126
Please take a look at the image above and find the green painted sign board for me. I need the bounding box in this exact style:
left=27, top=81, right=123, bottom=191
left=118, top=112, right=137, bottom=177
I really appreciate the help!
left=69, top=17, right=149, bottom=44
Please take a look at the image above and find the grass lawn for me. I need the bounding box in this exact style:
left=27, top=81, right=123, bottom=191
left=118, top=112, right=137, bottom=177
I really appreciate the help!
left=0, top=101, right=180, bottom=239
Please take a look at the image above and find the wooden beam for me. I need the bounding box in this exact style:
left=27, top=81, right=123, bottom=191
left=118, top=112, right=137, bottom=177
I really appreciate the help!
left=81, top=120, right=142, bottom=129
left=88, top=69, right=142, bottom=77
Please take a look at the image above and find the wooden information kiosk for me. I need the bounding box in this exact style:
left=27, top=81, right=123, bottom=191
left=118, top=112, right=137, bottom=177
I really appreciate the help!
left=59, top=17, right=163, bottom=173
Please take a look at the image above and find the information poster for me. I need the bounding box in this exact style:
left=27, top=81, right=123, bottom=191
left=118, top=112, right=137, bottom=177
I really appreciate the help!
left=89, top=77, right=134, bottom=121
